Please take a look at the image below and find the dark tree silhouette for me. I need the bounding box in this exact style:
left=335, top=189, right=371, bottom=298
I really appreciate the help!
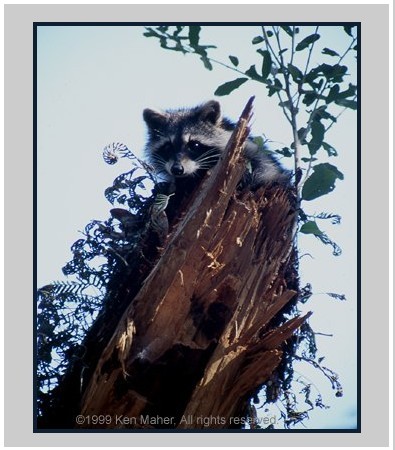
left=38, top=99, right=314, bottom=430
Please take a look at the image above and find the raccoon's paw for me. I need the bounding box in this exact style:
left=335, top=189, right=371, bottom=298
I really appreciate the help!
left=152, top=181, right=176, bottom=196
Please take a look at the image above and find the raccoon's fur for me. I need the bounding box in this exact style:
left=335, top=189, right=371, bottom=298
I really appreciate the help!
left=143, top=100, right=289, bottom=189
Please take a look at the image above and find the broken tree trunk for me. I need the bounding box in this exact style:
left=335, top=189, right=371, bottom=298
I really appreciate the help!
left=78, top=98, right=310, bottom=429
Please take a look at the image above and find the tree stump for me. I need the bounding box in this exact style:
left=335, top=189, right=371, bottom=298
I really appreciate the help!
left=78, top=98, right=310, bottom=429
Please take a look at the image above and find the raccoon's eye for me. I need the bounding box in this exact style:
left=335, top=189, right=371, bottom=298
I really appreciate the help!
left=157, top=141, right=173, bottom=159
left=188, top=140, right=204, bottom=152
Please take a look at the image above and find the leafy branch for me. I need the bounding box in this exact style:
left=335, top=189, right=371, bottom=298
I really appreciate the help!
left=37, top=144, right=158, bottom=410
left=143, top=25, right=357, bottom=208
left=142, top=25, right=356, bottom=428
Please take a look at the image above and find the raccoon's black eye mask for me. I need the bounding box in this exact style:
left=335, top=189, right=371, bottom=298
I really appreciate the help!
left=155, top=140, right=213, bottom=160
left=157, top=141, right=173, bottom=160
left=187, top=140, right=208, bottom=156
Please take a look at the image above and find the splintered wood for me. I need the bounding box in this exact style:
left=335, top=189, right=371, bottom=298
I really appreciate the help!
left=79, top=97, right=310, bottom=429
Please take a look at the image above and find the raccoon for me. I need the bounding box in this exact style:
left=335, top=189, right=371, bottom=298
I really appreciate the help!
left=143, top=100, right=289, bottom=190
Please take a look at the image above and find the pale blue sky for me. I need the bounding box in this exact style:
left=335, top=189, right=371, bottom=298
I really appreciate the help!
left=37, top=24, right=358, bottom=429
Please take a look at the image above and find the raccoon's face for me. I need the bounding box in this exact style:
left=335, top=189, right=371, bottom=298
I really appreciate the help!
left=143, top=101, right=232, bottom=178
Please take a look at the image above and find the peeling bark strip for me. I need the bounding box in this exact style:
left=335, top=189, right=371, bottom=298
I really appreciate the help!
left=79, top=98, right=310, bottom=429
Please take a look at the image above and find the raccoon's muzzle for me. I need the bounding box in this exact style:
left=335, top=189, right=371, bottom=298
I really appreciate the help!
left=171, top=152, right=185, bottom=176
left=171, top=162, right=184, bottom=176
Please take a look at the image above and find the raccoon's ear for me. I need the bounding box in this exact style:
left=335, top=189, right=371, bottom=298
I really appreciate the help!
left=198, top=100, right=221, bottom=125
left=143, top=108, right=168, bottom=130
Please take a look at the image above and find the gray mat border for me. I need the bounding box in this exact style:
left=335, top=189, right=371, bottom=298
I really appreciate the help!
left=4, top=3, right=390, bottom=447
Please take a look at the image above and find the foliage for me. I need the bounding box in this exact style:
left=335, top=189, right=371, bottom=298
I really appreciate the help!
left=143, top=24, right=357, bottom=428
left=37, top=145, right=157, bottom=414
left=143, top=25, right=358, bottom=254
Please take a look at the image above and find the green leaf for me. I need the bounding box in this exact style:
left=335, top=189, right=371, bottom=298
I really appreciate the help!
left=229, top=55, right=239, bottom=67
left=276, top=147, right=293, bottom=157
left=188, top=26, right=201, bottom=47
left=273, top=75, right=283, bottom=87
left=338, top=83, right=357, bottom=99
left=267, top=78, right=283, bottom=97
left=344, top=25, right=354, bottom=37
left=253, top=136, right=265, bottom=148
left=143, top=28, right=157, bottom=38
left=322, top=47, right=339, bottom=57
left=326, top=84, right=340, bottom=104
left=252, top=36, right=264, bottom=44
left=214, top=77, right=248, bottom=96
left=288, top=63, right=303, bottom=82
left=278, top=100, right=293, bottom=111
left=280, top=25, right=294, bottom=37
left=302, top=91, right=319, bottom=107
left=315, top=232, right=342, bottom=256
left=302, top=163, right=344, bottom=201
left=314, top=105, right=337, bottom=123
left=260, top=50, right=272, bottom=80
left=301, top=156, right=318, bottom=163
left=245, top=64, right=263, bottom=82
left=311, top=120, right=325, bottom=141
left=173, top=26, right=185, bottom=37
left=308, top=121, right=325, bottom=155
left=296, top=33, right=320, bottom=51
left=326, top=83, right=357, bottom=107
left=297, top=127, right=308, bottom=145
left=322, top=142, right=338, bottom=157
left=200, top=55, right=213, bottom=71
left=307, top=63, right=347, bottom=83
left=300, top=221, right=323, bottom=235
left=315, top=212, right=341, bottom=224
left=313, top=105, right=329, bottom=120
left=304, top=67, right=320, bottom=85
left=326, top=292, right=346, bottom=301
left=327, top=64, right=348, bottom=82
left=334, top=98, right=358, bottom=110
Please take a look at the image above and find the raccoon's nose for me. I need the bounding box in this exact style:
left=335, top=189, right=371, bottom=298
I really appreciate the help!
left=171, top=163, right=184, bottom=176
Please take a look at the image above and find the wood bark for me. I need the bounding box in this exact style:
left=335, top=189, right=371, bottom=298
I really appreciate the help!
left=78, top=98, right=310, bottom=429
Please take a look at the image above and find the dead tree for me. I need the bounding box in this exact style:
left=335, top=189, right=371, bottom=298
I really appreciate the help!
left=74, top=98, right=310, bottom=429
